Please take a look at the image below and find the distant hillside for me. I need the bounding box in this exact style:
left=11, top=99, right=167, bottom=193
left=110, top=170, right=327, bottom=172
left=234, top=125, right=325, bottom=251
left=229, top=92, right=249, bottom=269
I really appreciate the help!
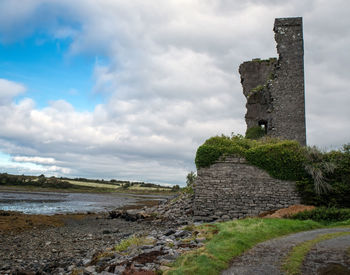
left=0, top=173, right=178, bottom=193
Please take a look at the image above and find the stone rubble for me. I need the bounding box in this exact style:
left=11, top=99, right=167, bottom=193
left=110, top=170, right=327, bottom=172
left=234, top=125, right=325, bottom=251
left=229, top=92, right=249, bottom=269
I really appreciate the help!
left=77, top=226, right=204, bottom=275
left=72, top=193, right=197, bottom=275
left=110, top=192, right=194, bottom=226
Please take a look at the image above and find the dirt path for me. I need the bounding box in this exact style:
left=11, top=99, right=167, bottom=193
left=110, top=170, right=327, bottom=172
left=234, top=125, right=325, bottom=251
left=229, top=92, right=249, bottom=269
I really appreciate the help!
left=221, top=227, right=350, bottom=275
left=302, top=234, right=350, bottom=275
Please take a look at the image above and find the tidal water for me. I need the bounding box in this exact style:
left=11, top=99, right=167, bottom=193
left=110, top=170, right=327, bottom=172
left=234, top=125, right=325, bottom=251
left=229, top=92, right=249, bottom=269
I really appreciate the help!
left=0, top=191, right=168, bottom=215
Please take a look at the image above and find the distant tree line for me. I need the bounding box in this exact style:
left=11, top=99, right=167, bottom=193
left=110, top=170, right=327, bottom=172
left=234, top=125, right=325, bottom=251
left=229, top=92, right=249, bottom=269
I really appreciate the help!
left=0, top=173, right=175, bottom=191
left=0, top=173, right=76, bottom=189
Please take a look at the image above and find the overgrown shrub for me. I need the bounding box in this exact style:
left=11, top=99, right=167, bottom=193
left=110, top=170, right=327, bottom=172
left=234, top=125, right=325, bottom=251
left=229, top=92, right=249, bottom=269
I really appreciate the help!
left=304, top=146, right=336, bottom=195
left=195, top=136, right=350, bottom=208
left=195, top=135, right=255, bottom=168
left=245, top=140, right=307, bottom=181
left=182, top=171, right=196, bottom=194
left=291, top=207, right=350, bottom=222
left=296, top=144, right=350, bottom=207
left=122, top=182, right=130, bottom=189
left=171, top=185, right=180, bottom=192
left=195, top=135, right=306, bottom=181
left=245, top=126, right=266, bottom=140
left=297, top=179, right=350, bottom=208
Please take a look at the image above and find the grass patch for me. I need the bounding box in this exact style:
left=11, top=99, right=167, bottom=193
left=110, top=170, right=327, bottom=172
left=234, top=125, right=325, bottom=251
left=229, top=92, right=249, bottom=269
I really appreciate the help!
left=182, top=224, right=196, bottom=232
left=114, top=235, right=155, bottom=253
left=282, top=231, right=350, bottom=275
left=67, top=181, right=173, bottom=194
left=66, top=180, right=120, bottom=190
left=166, top=218, right=323, bottom=275
left=128, top=185, right=171, bottom=191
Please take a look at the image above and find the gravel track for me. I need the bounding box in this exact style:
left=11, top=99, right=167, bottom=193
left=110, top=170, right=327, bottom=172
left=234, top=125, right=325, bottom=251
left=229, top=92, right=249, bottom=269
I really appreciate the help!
left=222, top=227, right=350, bottom=275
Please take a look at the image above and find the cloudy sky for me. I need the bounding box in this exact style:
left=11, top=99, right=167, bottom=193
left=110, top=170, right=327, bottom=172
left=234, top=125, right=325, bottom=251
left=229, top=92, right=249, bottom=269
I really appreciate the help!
left=0, top=0, right=349, bottom=185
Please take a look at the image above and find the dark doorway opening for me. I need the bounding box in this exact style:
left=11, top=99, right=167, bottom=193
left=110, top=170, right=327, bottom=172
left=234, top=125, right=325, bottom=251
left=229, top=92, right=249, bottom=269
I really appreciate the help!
left=258, top=120, right=268, bottom=134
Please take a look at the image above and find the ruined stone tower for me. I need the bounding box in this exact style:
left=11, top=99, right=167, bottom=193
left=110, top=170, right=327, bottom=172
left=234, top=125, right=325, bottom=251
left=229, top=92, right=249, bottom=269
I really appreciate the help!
left=239, top=17, right=306, bottom=145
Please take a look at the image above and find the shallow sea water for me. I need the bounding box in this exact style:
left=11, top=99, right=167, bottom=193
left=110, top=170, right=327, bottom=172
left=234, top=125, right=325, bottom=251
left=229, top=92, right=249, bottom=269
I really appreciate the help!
left=0, top=191, right=167, bottom=215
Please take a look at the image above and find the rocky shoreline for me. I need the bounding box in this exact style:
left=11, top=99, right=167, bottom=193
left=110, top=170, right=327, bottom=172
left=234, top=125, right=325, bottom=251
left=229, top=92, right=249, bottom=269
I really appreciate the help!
left=75, top=221, right=206, bottom=275
left=0, top=193, right=195, bottom=274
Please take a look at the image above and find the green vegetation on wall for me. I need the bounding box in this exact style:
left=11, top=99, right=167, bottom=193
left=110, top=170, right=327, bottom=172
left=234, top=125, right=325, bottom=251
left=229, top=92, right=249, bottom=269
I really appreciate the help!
left=195, top=135, right=253, bottom=168
left=195, top=135, right=306, bottom=181
left=245, top=126, right=266, bottom=140
left=195, top=135, right=350, bottom=207
left=250, top=85, right=264, bottom=94
left=245, top=140, right=306, bottom=181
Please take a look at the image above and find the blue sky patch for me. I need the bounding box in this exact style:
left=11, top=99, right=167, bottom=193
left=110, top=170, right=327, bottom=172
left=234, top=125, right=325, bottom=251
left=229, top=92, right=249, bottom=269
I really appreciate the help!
left=0, top=31, right=105, bottom=111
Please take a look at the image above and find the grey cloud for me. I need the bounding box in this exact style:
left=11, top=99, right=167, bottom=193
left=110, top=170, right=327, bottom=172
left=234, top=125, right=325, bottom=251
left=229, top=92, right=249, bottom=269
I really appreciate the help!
left=0, top=0, right=349, bottom=184
left=0, top=0, right=81, bottom=43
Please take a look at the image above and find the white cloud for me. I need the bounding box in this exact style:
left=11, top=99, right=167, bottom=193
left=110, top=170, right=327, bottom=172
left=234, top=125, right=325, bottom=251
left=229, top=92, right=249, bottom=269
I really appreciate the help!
left=0, top=78, right=26, bottom=105
left=46, top=165, right=71, bottom=174
left=0, top=0, right=349, bottom=184
left=12, top=156, right=56, bottom=165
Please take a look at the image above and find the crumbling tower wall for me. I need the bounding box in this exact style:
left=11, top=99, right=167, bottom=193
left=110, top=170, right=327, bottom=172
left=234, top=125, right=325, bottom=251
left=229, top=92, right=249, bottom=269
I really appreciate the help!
left=192, top=18, right=306, bottom=222
left=240, top=17, right=306, bottom=145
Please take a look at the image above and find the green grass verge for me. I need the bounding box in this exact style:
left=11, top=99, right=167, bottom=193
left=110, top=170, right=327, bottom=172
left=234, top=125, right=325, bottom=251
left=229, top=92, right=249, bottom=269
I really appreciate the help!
left=282, top=231, right=350, bottom=275
left=166, top=218, right=323, bottom=275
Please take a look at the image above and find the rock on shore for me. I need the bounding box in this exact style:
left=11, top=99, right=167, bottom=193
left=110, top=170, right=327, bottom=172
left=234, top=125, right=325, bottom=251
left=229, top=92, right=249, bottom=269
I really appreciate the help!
left=77, top=225, right=205, bottom=274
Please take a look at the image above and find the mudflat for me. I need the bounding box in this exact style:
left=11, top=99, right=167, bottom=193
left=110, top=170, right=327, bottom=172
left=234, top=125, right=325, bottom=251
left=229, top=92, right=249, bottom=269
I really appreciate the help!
left=0, top=210, right=162, bottom=274
left=0, top=187, right=170, bottom=215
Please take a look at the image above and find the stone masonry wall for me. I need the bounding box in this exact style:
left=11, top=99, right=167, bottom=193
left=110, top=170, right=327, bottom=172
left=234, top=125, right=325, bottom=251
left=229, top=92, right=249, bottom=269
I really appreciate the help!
left=239, top=17, right=306, bottom=145
left=271, top=18, right=306, bottom=145
left=239, top=59, right=276, bottom=130
left=193, top=156, right=301, bottom=221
